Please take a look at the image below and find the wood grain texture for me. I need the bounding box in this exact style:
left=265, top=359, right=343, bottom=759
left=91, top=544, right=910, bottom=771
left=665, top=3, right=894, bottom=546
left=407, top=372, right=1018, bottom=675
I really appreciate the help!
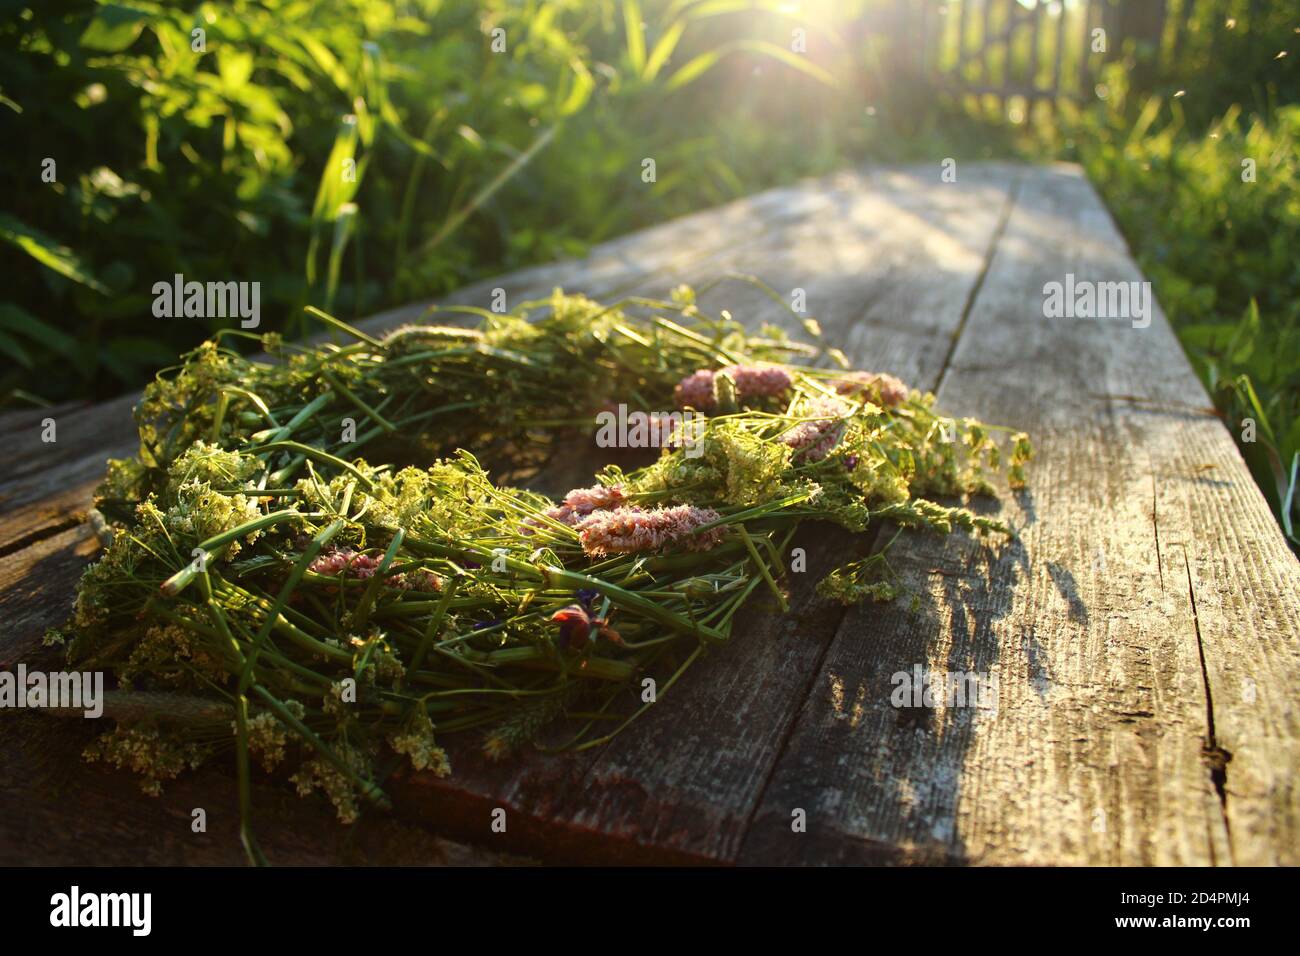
left=1152, top=403, right=1300, bottom=864
left=738, top=163, right=1299, bottom=866
left=0, top=394, right=138, bottom=555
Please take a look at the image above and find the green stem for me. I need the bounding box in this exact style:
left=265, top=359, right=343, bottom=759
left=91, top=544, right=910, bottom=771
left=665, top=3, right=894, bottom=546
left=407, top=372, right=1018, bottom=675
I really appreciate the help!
left=737, top=523, right=788, bottom=613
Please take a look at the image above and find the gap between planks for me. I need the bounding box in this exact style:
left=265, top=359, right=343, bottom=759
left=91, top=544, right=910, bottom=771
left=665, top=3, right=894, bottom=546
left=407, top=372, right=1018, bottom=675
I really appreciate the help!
left=734, top=172, right=1026, bottom=855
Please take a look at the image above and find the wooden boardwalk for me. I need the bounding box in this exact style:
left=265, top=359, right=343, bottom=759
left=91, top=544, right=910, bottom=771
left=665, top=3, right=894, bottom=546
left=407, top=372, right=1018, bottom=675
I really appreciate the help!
left=2, top=162, right=1297, bottom=865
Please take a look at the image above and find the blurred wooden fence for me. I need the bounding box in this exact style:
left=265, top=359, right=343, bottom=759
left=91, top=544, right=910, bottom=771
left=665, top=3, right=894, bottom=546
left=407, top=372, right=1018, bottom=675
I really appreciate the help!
left=884, top=0, right=1275, bottom=112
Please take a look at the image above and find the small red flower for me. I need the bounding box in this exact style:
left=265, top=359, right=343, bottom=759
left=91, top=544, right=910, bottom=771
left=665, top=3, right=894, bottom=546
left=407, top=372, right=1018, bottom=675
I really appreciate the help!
left=551, top=604, right=622, bottom=650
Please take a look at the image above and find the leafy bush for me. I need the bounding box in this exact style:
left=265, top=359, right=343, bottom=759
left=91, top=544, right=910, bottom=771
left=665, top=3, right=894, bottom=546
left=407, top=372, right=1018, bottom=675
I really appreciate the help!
left=0, top=0, right=844, bottom=404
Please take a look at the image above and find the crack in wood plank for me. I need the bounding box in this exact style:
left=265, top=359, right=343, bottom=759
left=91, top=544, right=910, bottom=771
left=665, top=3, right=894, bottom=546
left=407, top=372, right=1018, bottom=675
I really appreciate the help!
left=0, top=514, right=84, bottom=561
left=935, top=174, right=1022, bottom=395
left=1178, top=544, right=1235, bottom=864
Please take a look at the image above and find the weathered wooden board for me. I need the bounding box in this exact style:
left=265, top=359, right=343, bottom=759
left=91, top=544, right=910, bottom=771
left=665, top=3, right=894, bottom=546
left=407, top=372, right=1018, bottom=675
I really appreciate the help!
left=737, top=164, right=1300, bottom=866
left=1, top=162, right=1296, bottom=866
left=0, top=394, right=138, bottom=555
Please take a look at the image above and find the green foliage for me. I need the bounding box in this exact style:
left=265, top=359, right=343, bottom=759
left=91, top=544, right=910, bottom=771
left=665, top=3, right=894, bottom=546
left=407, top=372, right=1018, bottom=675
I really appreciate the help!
left=1057, top=63, right=1299, bottom=547
left=0, top=0, right=851, bottom=404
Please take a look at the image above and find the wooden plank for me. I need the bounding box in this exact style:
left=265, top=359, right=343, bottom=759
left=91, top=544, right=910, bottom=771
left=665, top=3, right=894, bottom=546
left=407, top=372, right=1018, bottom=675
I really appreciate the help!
left=738, top=163, right=1299, bottom=865
left=1152, top=408, right=1300, bottom=864
left=0, top=525, right=101, bottom=653
left=8, top=162, right=1292, bottom=867
left=0, top=394, right=137, bottom=555
left=393, top=163, right=1025, bottom=862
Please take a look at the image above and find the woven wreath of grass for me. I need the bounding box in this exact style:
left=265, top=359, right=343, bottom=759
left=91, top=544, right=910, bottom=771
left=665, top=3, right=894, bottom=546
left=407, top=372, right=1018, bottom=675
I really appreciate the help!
left=53, top=284, right=1031, bottom=858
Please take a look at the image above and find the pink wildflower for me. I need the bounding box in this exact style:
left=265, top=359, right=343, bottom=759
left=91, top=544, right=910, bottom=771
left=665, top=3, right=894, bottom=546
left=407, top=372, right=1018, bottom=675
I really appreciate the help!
left=673, top=364, right=793, bottom=411
left=834, top=371, right=908, bottom=407
left=576, top=504, right=725, bottom=557
left=307, top=548, right=440, bottom=591
left=724, top=364, right=793, bottom=401
left=673, top=370, right=715, bottom=410
left=561, top=483, right=626, bottom=514
left=523, top=484, right=627, bottom=534
left=783, top=397, right=853, bottom=462
left=309, top=548, right=380, bottom=579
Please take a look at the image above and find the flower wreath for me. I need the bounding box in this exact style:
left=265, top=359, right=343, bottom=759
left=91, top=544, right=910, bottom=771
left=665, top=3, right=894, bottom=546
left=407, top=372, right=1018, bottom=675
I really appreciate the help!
left=59, top=285, right=1031, bottom=845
